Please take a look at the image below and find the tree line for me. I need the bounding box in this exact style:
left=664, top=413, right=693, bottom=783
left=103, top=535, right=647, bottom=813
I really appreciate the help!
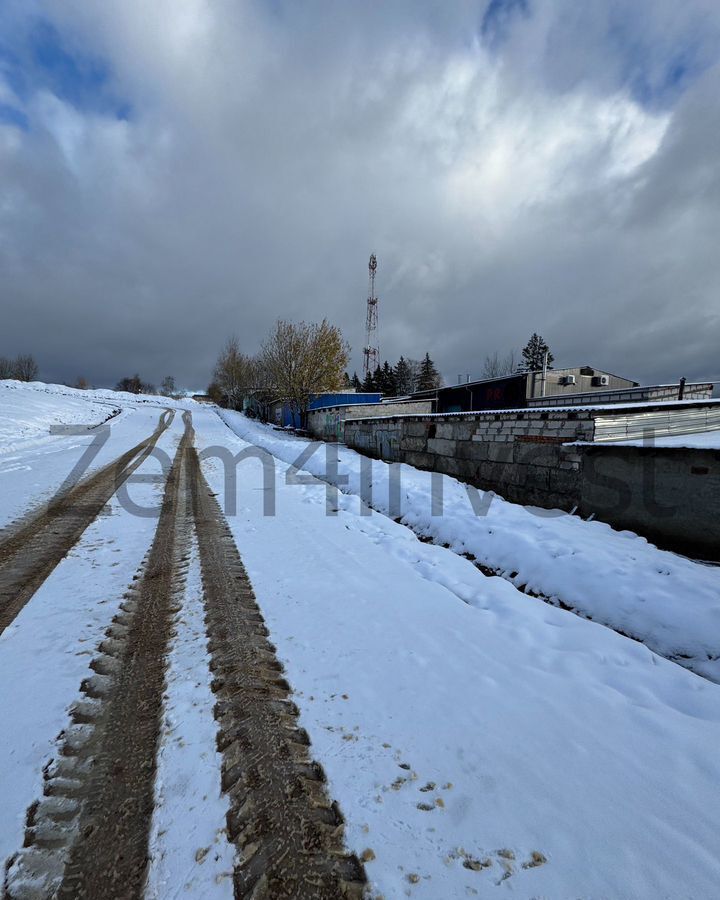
left=352, top=333, right=554, bottom=396
left=482, top=334, right=554, bottom=379
left=114, top=374, right=179, bottom=397
left=0, top=354, right=39, bottom=382
left=0, top=353, right=183, bottom=398
left=209, top=318, right=450, bottom=428
left=209, top=318, right=350, bottom=429
left=348, top=353, right=442, bottom=395
left=1, top=330, right=553, bottom=413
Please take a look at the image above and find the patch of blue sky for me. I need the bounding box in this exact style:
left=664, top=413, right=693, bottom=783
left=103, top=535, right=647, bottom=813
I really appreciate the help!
left=623, top=46, right=711, bottom=109
left=479, top=0, right=717, bottom=109
left=480, top=0, right=530, bottom=50
left=0, top=102, right=28, bottom=129
left=0, top=18, right=131, bottom=123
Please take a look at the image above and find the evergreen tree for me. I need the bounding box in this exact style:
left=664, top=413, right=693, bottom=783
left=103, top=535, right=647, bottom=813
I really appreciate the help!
left=416, top=352, right=442, bottom=391
left=376, top=360, right=397, bottom=396
left=350, top=371, right=362, bottom=391
left=394, top=356, right=414, bottom=394
left=361, top=368, right=378, bottom=392
left=520, top=333, right=554, bottom=371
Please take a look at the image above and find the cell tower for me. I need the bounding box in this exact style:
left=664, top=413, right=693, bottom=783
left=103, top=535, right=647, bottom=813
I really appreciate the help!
left=363, top=253, right=379, bottom=378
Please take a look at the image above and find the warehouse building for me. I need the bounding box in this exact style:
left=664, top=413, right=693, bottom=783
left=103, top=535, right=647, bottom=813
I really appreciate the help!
left=409, top=367, right=712, bottom=413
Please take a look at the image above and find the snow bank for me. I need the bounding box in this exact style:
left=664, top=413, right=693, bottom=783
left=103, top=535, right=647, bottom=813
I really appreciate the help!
left=0, top=380, right=197, bottom=409
left=218, top=410, right=720, bottom=681
left=0, top=380, right=122, bottom=454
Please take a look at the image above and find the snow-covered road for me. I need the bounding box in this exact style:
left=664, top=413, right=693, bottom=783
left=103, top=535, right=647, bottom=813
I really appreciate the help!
left=0, top=414, right=183, bottom=870
left=1, top=382, right=719, bottom=899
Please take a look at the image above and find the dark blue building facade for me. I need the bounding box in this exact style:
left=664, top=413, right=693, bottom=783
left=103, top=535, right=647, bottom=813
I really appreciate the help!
left=279, top=393, right=382, bottom=428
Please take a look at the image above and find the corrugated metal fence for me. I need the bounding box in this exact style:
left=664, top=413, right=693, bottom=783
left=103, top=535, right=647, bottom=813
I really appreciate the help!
left=594, top=404, right=720, bottom=442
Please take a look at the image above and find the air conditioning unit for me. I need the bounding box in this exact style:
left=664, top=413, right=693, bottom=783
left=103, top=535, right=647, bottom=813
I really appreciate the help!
left=560, top=375, right=576, bottom=386
left=592, top=375, right=610, bottom=387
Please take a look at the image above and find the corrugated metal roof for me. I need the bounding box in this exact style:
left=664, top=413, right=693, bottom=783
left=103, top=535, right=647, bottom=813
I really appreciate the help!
left=347, top=398, right=720, bottom=422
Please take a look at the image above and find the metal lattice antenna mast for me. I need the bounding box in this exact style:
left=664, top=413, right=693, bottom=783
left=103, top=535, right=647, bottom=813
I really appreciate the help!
left=362, top=253, right=379, bottom=378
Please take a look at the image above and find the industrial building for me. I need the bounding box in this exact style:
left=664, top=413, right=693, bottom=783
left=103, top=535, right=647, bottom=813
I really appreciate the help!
left=407, top=367, right=714, bottom=414
left=267, top=392, right=382, bottom=428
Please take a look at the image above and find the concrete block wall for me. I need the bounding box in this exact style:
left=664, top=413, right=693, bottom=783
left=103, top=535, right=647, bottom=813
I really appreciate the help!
left=308, top=400, right=433, bottom=441
left=344, top=407, right=720, bottom=557
left=345, top=411, right=593, bottom=510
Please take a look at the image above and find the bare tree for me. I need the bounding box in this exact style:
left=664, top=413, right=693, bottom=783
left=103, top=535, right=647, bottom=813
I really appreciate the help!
left=502, top=348, right=520, bottom=375
left=481, top=348, right=520, bottom=379
left=116, top=375, right=139, bottom=394
left=261, top=319, right=349, bottom=429
left=12, top=354, right=39, bottom=382
left=74, top=376, right=90, bottom=390
left=482, top=352, right=503, bottom=379
left=0, top=357, right=13, bottom=379
left=212, top=337, right=260, bottom=410
left=115, top=374, right=154, bottom=394
left=160, top=375, right=177, bottom=397
left=206, top=380, right=224, bottom=405
left=405, top=358, right=423, bottom=392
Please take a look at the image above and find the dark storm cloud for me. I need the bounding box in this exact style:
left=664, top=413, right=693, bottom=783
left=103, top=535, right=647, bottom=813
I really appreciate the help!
left=0, top=0, right=719, bottom=390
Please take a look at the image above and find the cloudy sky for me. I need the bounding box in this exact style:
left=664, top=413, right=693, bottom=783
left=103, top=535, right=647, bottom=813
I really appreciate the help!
left=1, top=0, right=719, bottom=390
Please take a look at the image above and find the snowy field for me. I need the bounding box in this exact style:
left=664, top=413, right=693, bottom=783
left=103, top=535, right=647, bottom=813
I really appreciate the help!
left=0, top=381, right=194, bottom=530
left=1, top=382, right=719, bottom=899
left=0, top=380, right=121, bottom=454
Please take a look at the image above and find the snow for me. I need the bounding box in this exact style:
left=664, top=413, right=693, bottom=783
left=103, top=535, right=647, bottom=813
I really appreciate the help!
left=192, top=408, right=720, bottom=898
left=145, top=536, right=235, bottom=899
left=216, top=411, right=720, bottom=682
left=0, top=381, right=196, bottom=531
left=0, top=379, right=121, bottom=455
left=0, top=379, right=197, bottom=434
left=0, top=419, right=183, bottom=868
left=2, top=383, right=720, bottom=899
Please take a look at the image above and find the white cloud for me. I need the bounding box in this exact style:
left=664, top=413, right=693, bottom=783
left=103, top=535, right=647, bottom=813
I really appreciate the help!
left=0, top=0, right=719, bottom=388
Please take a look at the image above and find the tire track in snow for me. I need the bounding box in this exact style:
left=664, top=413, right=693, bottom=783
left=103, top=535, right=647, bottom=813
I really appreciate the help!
left=144, top=532, right=235, bottom=900
left=5, top=412, right=365, bottom=899
left=0, top=409, right=175, bottom=636
left=189, top=445, right=367, bottom=899
left=4, top=412, right=191, bottom=899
